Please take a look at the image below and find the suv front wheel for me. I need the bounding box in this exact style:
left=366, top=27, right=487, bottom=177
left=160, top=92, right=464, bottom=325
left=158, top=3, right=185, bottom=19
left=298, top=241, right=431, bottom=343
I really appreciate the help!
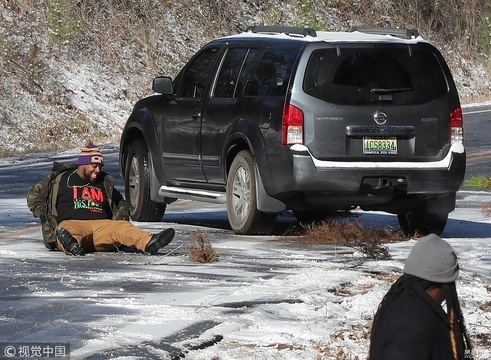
left=226, top=150, right=277, bottom=234
left=125, top=139, right=166, bottom=222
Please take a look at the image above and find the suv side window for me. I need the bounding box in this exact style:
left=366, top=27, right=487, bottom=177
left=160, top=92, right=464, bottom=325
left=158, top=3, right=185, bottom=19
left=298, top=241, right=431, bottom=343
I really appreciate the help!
left=214, top=48, right=260, bottom=98
left=249, top=48, right=298, bottom=97
left=178, top=47, right=220, bottom=98
left=304, top=45, right=448, bottom=105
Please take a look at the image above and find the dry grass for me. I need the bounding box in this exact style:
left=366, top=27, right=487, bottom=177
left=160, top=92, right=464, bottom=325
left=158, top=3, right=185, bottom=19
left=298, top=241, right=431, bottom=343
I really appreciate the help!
left=483, top=204, right=491, bottom=217
left=279, top=217, right=410, bottom=260
left=189, top=231, right=219, bottom=263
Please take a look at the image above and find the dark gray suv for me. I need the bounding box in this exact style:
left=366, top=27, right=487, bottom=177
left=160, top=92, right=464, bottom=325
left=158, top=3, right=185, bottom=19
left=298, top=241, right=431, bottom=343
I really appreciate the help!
left=119, top=26, right=465, bottom=235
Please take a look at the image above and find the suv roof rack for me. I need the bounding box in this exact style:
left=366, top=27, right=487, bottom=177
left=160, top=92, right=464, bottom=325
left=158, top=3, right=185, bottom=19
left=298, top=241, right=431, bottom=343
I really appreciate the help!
left=349, top=26, right=419, bottom=39
left=246, top=26, right=317, bottom=37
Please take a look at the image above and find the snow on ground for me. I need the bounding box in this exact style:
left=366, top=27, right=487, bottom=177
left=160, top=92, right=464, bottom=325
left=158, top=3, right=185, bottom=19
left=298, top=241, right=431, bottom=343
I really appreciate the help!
left=0, top=167, right=491, bottom=359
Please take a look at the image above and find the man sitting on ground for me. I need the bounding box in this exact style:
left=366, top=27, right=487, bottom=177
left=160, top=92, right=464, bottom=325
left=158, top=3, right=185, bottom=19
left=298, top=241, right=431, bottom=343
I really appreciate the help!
left=27, top=140, right=174, bottom=256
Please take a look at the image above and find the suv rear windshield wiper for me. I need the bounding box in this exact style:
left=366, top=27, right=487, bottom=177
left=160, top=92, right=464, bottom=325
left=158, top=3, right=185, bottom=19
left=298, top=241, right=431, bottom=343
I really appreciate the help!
left=371, top=88, right=413, bottom=94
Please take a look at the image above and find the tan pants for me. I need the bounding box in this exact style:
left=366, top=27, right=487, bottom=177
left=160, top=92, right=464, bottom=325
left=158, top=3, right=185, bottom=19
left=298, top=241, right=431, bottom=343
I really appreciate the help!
left=57, top=219, right=153, bottom=254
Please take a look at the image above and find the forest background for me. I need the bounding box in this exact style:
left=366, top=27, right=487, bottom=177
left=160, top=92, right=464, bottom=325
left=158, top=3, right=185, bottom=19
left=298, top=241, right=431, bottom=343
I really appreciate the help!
left=1, top=0, right=490, bottom=156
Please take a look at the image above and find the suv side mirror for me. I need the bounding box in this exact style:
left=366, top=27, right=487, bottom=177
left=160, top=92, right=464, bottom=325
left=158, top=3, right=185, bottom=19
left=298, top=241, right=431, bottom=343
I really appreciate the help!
left=153, top=76, right=173, bottom=94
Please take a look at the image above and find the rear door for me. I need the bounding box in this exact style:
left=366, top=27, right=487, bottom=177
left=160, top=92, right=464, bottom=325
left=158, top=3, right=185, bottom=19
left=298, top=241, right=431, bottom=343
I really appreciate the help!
left=201, top=45, right=302, bottom=184
left=200, top=46, right=262, bottom=184
left=300, top=42, right=456, bottom=162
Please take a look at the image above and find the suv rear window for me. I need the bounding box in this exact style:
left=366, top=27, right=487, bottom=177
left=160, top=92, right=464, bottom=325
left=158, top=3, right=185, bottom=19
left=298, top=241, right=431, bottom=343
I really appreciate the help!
left=304, top=44, right=448, bottom=105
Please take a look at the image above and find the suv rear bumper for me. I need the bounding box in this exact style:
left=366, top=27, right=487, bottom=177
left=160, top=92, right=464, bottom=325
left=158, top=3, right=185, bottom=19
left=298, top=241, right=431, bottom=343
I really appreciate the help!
left=285, top=143, right=465, bottom=194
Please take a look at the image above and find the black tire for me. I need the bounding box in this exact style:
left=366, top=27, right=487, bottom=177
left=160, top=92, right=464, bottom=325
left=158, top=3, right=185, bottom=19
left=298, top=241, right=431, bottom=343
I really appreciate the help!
left=125, top=139, right=166, bottom=222
left=397, top=205, right=448, bottom=236
left=226, top=150, right=277, bottom=234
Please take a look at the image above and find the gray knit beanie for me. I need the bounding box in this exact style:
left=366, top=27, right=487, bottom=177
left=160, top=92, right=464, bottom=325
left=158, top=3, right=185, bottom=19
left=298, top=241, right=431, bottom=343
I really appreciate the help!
left=403, top=233, right=459, bottom=283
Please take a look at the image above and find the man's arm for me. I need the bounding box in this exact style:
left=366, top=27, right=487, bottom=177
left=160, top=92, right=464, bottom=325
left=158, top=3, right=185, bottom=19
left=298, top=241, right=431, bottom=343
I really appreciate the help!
left=27, top=175, right=51, bottom=219
left=112, top=187, right=130, bottom=221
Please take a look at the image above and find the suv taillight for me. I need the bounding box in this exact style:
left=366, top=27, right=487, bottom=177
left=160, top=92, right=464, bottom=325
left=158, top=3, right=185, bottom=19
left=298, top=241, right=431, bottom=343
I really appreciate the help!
left=450, top=107, right=464, bottom=144
left=282, top=104, right=304, bottom=145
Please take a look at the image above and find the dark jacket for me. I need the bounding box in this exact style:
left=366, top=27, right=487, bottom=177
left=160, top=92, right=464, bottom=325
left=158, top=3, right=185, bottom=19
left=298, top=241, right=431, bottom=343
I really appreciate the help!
left=27, top=162, right=130, bottom=249
left=369, top=282, right=453, bottom=360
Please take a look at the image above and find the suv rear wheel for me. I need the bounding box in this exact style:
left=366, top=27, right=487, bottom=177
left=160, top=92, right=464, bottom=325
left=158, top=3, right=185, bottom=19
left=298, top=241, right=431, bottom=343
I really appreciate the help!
left=397, top=202, right=448, bottom=236
left=226, top=150, right=277, bottom=234
left=125, top=139, right=166, bottom=222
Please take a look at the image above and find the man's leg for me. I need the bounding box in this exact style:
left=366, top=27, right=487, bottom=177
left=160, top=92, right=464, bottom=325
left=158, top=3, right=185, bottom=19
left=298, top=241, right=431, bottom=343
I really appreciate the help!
left=57, top=220, right=174, bottom=254
left=57, top=220, right=96, bottom=255
left=92, top=220, right=174, bottom=254
left=92, top=220, right=152, bottom=252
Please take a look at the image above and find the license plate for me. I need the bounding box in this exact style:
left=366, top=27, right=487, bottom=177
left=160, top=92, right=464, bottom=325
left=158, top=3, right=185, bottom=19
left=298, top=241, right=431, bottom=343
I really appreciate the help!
left=363, top=137, right=397, bottom=155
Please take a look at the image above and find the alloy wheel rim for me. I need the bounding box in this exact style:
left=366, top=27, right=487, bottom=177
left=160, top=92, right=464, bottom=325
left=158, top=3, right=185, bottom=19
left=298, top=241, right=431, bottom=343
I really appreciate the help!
left=129, top=156, right=140, bottom=207
left=231, top=166, right=250, bottom=222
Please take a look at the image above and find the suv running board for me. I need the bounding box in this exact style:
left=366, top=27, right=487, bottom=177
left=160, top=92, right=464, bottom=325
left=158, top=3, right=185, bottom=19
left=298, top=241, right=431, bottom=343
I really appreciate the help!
left=159, top=185, right=227, bottom=204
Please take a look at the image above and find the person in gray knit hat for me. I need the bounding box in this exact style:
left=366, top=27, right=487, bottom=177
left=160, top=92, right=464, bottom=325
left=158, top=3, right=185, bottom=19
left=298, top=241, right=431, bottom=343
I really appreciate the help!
left=369, top=234, right=472, bottom=360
